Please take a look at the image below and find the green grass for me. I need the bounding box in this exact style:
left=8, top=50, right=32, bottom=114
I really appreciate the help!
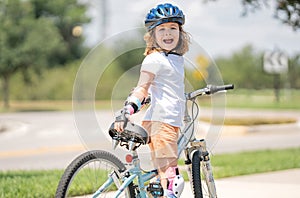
left=1, top=148, right=299, bottom=197
left=179, top=147, right=300, bottom=179
left=211, top=147, right=300, bottom=178
left=196, top=88, right=300, bottom=110
left=0, top=169, right=63, bottom=198
left=1, top=89, right=300, bottom=112
left=225, top=89, right=300, bottom=110
left=0, top=100, right=119, bottom=112
left=200, top=116, right=297, bottom=125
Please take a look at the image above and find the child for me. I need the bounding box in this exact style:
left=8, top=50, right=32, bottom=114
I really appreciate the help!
left=115, top=3, right=190, bottom=197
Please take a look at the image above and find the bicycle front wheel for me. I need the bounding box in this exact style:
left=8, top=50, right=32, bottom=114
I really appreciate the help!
left=55, top=150, right=135, bottom=198
left=191, top=150, right=217, bottom=198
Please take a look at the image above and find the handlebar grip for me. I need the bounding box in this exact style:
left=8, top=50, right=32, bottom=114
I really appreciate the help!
left=222, top=84, right=234, bottom=90
left=186, top=84, right=234, bottom=99
left=207, top=84, right=234, bottom=94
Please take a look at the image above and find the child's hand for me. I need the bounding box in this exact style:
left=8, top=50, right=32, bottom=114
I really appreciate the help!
left=114, top=106, right=131, bottom=132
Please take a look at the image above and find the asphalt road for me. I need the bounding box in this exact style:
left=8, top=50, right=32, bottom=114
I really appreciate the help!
left=0, top=109, right=300, bottom=170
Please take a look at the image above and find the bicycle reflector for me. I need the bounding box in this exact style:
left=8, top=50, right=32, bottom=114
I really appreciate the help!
left=125, top=154, right=133, bottom=163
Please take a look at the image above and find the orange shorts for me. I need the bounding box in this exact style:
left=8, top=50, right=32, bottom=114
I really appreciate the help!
left=142, top=121, right=179, bottom=168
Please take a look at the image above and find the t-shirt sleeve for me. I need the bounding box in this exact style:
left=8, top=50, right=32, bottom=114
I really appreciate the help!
left=140, top=53, right=161, bottom=75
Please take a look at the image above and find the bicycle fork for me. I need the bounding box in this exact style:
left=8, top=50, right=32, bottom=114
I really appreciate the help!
left=184, top=139, right=217, bottom=198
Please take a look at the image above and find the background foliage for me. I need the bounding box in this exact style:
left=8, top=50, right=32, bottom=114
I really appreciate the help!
left=4, top=43, right=299, bottom=102
left=0, top=0, right=89, bottom=108
left=0, top=0, right=299, bottom=108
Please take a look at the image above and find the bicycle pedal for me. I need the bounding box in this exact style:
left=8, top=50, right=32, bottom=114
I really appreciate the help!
left=147, top=182, right=164, bottom=197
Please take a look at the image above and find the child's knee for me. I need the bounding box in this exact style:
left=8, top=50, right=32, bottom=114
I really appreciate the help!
left=162, top=166, right=185, bottom=197
left=154, top=157, right=178, bottom=170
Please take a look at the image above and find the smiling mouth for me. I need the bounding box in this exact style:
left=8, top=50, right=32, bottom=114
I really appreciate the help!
left=163, top=39, right=174, bottom=44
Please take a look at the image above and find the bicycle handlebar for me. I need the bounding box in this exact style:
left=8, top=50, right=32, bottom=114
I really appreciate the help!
left=186, top=84, right=234, bottom=100
left=207, top=84, right=234, bottom=94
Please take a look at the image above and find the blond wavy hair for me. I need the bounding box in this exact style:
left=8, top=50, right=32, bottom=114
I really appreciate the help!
left=144, top=26, right=190, bottom=56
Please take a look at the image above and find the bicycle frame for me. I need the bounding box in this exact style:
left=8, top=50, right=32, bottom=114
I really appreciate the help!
left=92, top=149, right=158, bottom=198
left=93, top=102, right=215, bottom=198
left=95, top=85, right=234, bottom=197
left=178, top=95, right=217, bottom=198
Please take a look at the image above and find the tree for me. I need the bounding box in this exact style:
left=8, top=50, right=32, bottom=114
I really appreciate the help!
left=0, top=0, right=65, bottom=108
left=216, top=45, right=273, bottom=89
left=288, top=54, right=300, bottom=88
left=30, top=0, right=90, bottom=64
left=207, top=0, right=300, bottom=31
left=0, top=0, right=90, bottom=108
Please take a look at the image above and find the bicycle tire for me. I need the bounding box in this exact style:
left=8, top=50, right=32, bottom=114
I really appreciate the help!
left=55, top=150, right=135, bottom=198
left=191, top=150, right=214, bottom=198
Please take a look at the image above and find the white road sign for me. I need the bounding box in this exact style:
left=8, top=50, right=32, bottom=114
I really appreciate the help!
left=263, top=51, right=288, bottom=74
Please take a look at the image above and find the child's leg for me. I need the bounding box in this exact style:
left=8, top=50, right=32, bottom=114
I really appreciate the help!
left=142, top=121, right=184, bottom=197
left=142, top=121, right=179, bottom=170
left=155, top=158, right=178, bottom=189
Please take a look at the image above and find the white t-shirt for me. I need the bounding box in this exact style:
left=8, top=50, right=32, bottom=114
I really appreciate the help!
left=141, top=52, right=185, bottom=127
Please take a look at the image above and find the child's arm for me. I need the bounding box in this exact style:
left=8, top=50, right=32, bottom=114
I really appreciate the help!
left=114, top=71, right=154, bottom=132
left=130, top=71, right=154, bottom=105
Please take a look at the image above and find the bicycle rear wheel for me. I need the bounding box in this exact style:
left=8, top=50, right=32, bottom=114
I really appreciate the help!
left=55, top=150, right=135, bottom=198
left=191, top=150, right=216, bottom=198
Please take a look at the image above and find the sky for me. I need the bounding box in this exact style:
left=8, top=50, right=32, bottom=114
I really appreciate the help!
left=82, top=0, right=300, bottom=58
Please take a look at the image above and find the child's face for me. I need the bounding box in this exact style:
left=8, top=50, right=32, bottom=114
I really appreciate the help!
left=154, top=22, right=180, bottom=52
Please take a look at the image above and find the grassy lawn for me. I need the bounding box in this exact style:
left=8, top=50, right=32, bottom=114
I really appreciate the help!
left=210, top=147, right=300, bottom=178
left=178, top=147, right=300, bottom=180
left=196, top=88, right=300, bottom=110
left=0, top=169, right=63, bottom=198
left=225, top=89, right=300, bottom=110
left=1, top=89, right=300, bottom=112
left=1, top=147, right=299, bottom=197
left=0, top=100, right=116, bottom=112
left=200, top=116, right=297, bottom=125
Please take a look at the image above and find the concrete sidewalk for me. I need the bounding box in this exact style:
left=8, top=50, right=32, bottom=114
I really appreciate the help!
left=181, top=168, right=300, bottom=197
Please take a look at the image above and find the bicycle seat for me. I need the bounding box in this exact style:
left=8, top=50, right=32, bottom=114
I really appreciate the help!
left=109, top=122, right=149, bottom=147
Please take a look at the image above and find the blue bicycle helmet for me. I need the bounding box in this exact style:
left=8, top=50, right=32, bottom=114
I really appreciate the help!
left=145, top=3, right=185, bottom=31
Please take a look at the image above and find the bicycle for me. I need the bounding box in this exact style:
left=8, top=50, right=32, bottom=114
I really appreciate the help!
left=56, top=84, right=234, bottom=198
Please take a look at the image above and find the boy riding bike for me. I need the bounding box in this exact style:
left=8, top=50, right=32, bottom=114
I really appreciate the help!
left=114, top=3, right=190, bottom=198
